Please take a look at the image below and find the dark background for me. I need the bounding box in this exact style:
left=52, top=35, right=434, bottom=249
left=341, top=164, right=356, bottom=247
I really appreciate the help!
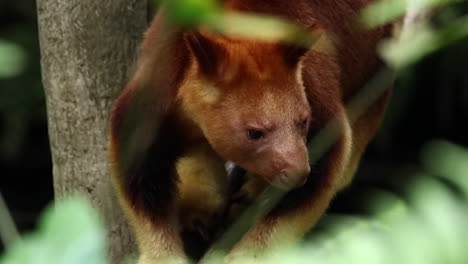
left=0, top=0, right=467, bottom=239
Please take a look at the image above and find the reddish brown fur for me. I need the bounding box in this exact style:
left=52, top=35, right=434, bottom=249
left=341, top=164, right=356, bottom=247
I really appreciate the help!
left=179, top=34, right=312, bottom=187
left=109, top=1, right=391, bottom=262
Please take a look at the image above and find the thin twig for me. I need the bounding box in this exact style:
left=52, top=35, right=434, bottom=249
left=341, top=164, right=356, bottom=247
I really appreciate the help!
left=0, top=192, right=20, bottom=248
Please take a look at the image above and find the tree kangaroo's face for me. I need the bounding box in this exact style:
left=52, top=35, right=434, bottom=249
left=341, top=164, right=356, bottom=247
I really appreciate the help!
left=184, top=31, right=312, bottom=190
left=202, top=74, right=311, bottom=190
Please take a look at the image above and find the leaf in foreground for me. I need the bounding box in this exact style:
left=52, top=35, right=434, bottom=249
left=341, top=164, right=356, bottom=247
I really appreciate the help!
left=0, top=197, right=106, bottom=264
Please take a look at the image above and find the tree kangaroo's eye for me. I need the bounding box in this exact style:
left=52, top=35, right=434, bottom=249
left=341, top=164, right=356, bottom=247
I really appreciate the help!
left=247, top=130, right=264, bottom=141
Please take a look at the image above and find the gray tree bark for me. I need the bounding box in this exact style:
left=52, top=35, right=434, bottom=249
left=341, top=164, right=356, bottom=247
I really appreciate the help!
left=37, top=1, right=147, bottom=263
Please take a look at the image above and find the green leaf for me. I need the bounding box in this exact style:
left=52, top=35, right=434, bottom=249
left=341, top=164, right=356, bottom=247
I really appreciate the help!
left=0, top=39, right=27, bottom=79
left=379, top=15, right=468, bottom=69
left=212, top=13, right=320, bottom=47
left=360, top=0, right=463, bottom=28
left=155, top=0, right=320, bottom=46
left=0, top=197, right=106, bottom=264
left=158, top=0, right=222, bottom=26
left=421, top=140, right=468, bottom=197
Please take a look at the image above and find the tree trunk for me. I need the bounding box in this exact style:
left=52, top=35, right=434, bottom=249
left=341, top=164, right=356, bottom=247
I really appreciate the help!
left=37, top=1, right=147, bottom=263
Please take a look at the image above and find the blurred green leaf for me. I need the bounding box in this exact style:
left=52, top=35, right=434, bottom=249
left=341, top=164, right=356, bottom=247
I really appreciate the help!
left=360, top=0, right=463, bottom=28
left=0, top=39, right=27, bottom=79
left=0, top=197, right=106, bottom=264
left=421, top=140, right=468, bottom=197
left=379, top=15, right=468, bottom=68
left=405, top=174, right=468, bottom=263
left=212, top=13, right=320, bottom=47
left=154, top=0, right=319, bottom=47
left=0, top=193, right=19, bottom=248
left=360, top=0, right=408, bottom=28
left=157, top=0, right=222, bottom=26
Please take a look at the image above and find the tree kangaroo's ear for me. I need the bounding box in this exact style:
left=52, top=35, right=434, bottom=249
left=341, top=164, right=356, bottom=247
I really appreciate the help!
left=184, top=30, right=228, bottom=77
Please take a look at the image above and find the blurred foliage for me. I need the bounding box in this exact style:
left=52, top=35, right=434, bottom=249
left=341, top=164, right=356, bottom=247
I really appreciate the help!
left=0, top=197, right=106, bottom=264
left=0, top=141, right=466, bottom=264
left=0, top=39, right=27, bottom=79
left=360, top=0, right=462, bottom=28
left=158, top=0, right=222, bottom=26
left=0, top=194, right=19, bottom=249
left=380, top=16, right=468, bottom=68
left=361, top=0, right=468, bottom=68
left=155, top=0, right=319, bottom=46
